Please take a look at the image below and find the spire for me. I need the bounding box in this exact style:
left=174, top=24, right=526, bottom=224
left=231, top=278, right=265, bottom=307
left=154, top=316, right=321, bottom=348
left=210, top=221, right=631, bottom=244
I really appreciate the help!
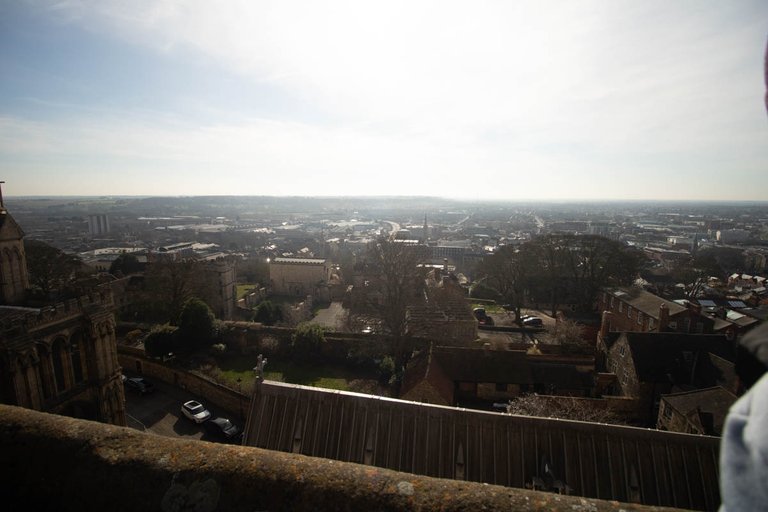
left=423, top=213, right=429, bottom=243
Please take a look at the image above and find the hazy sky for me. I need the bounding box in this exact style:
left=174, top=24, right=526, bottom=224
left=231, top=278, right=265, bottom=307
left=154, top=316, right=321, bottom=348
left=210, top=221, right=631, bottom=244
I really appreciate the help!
left=1, top=1, right=766, bottom=200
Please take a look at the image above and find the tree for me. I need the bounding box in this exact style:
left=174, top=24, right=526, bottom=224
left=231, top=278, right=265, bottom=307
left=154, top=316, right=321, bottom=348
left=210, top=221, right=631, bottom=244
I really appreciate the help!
left=507, top=394, right=623, bottom=425
left=477, top=244, right=534, bottom=323
left=144, top=324, right=179, bottom=358
left=24, top=239, right=82, bottom=298
left=177, top=297, right=216, bottom=351
left=109, top=253, right=143, bottom=276
left=524, top=234, right=642, bottom=315
left=360, top=238, right=429, bottom=370
left=236, top=257, right=269, bottom=284
left=551, top=319, right=593, bottom=355
left=253, top=300, right=283, bottom=325
left=139, top=258, right=207, bottom=323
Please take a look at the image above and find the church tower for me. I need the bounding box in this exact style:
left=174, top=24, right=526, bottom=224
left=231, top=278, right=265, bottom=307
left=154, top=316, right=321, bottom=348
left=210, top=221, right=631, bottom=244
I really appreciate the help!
left=422, top=214, right=429, bottom=244
left=0, top=183, right=29, bottom=304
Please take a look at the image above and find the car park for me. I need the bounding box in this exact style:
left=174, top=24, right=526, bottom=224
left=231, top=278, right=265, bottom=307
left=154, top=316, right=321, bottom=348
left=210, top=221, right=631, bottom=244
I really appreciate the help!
left=204, top=417, right=242, bottom=442
left=181, top=400, right=211, bottom=423
left=124, top=377, right=155, bottom=395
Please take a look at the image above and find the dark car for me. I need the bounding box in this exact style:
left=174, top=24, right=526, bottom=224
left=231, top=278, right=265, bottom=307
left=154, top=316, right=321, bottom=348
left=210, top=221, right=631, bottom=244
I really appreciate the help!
left=473, top=307, right=495, bottom=326
left=204, top=417, right=242, bottom=442
left=124, top=377, right=155, bottom=395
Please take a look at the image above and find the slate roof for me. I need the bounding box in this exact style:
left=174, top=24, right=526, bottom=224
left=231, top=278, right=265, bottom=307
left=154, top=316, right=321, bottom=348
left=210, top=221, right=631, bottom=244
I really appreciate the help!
left=605, top=287, right=686, bottom=319
left=244, top=380, right=721, bottom=510
left=401, top=346, right=594, bottom=395
left=620, top=332, right=736, bottom=385
left=662, top=386, right=737, bottom=436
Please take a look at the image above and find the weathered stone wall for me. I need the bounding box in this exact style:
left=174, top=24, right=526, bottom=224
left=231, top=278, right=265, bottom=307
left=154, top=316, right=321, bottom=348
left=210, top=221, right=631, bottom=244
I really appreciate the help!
left=0, top=404, right=682, bottom=512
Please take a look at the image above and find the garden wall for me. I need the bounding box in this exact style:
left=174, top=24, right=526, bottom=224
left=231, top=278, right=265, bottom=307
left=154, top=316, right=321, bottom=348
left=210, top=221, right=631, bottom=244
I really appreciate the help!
left=118, top=346, right=251, bottom=421
left=219, top=321, right=429, bottom=362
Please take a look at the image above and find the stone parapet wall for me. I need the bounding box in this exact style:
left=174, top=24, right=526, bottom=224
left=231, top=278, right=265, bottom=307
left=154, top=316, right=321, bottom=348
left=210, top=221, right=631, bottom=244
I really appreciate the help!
left=0, top=404, right=682, bottom=512
left=0, top=285, right=114, bottom=333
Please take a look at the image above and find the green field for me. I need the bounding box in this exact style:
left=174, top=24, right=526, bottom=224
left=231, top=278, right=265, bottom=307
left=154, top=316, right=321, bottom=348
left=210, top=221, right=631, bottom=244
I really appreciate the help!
left=214, top=354, right=374, bottom=392
left=236, top=284, right=257, bottom=299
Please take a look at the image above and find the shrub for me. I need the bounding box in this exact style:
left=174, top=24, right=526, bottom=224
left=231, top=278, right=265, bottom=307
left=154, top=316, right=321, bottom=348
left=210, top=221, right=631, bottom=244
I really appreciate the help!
left=177, top=297, right=216, bottom=350
left=253, top=300, right=283, bottom=325
left=144, top=324, right=179, bottom=358
left=291, top=322, right=326, bottom=359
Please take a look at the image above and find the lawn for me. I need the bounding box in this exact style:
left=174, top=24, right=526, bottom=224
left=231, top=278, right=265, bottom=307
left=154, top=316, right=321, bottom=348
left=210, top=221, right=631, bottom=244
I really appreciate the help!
left=236, top=283, right=256, bottom=299
left=214, top=353, right=377, bottom=392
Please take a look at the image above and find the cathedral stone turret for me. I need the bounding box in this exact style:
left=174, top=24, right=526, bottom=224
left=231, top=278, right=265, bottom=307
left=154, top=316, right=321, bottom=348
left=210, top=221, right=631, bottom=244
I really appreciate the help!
left=0, top=198, right=29, bottom=305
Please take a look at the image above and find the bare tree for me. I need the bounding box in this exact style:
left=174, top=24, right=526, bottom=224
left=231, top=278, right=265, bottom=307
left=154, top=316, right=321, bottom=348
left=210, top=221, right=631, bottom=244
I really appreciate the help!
left=476, top=245, right=530, bottom=323
left=507, top=394, right=623, bottom=425
left=551, top=318, right=593, bottom=355
left=525, top=234, right=643, bottom=315
left=359, top=238, right=429, bottom=370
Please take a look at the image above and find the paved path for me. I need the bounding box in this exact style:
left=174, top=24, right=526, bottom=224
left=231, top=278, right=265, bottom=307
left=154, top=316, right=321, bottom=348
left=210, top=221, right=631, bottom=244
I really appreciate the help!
left=310, top=301, right=345, bottom=330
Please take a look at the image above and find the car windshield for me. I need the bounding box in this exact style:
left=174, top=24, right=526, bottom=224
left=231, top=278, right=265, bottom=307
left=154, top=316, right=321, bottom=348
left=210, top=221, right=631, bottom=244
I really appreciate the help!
left=188, top=404, right=203, bottom=413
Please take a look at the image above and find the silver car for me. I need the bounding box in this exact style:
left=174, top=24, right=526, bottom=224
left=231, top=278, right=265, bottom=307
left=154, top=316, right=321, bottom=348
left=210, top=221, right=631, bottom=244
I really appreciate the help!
left=181, top=400, right=211, bottom=423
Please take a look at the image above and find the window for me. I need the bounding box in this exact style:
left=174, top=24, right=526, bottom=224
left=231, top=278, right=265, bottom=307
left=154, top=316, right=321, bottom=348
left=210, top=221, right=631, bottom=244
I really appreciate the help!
left=495, top=383, right=507, bottom=392
left=610, top=296, right=615, bottom=308
left=649, top=318, right=655, bottom=329
left=619, top=344, right=626, bottom=357
left=661, top=402, right=672, bottom=420
left=637, top=312, right=643, bottom=325
left=618, top=301, right=623, bottom=312
left=627, top=306, right=632, bottom=318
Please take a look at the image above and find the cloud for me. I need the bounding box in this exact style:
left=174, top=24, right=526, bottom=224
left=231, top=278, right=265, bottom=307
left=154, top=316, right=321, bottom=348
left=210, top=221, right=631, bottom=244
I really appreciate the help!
left=6, top=0, right=768, bottom=199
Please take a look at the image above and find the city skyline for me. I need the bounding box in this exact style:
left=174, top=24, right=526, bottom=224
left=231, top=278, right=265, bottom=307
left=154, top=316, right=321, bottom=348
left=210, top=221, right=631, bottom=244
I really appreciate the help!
left=1, top=1, right=767, bottom=201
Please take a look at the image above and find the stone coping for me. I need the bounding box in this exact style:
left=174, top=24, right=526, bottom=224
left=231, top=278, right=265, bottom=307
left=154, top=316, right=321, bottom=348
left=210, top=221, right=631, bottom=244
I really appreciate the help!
left=0, top=404, right=688, bottom=511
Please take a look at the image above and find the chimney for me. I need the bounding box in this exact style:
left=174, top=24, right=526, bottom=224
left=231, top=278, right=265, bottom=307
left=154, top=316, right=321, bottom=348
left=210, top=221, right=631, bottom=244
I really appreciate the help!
left=599, top=310, right=613, bottom=339
left=658, top=303, right=670, bottom=332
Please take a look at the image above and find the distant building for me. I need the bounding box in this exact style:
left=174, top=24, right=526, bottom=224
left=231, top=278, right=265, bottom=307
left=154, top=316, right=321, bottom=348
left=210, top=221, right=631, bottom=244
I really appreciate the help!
left=597, top=287, right=714, bottom=334
left=87, top=214, right=110, bottom=236
left=716, top=229, right=749, bottom=244
left=400, top=345, right=595, bottom=407
left=657, top=386, right=736, bottom=436
left=200, top=257, right=236, bottom=320
left=269, top=257, right=331, bottom=297
left=602, top=331, right=735, bottom=425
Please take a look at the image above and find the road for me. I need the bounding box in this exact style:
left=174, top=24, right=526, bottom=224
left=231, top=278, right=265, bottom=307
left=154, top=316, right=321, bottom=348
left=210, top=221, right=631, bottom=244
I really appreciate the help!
left=310, top=301, right=345, bottom=330
left=123, top=373, right=242, bottom=443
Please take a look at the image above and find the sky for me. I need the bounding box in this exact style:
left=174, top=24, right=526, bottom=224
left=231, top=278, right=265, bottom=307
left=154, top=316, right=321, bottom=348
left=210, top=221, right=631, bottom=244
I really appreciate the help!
left=0, top=0, right=767, bottom=201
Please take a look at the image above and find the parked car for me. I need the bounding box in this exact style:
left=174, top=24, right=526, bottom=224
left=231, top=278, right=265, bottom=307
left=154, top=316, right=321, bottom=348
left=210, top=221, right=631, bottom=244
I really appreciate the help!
left=124, top=377, right=155, bottom=395
left=521, top=315, right=543, bottom=327
left=473, top=307, right=495, bottom=326
left=204, top=417, right=242, bottom=442
left=181, top=400, right=211, bottom=423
